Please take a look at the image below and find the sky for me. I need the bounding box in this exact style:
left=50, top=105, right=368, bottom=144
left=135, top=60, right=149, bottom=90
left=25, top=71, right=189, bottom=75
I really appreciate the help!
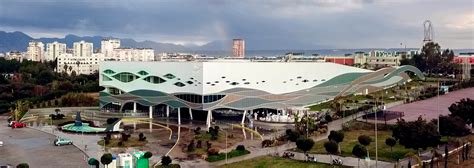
left=0, top=0, right=473, bottom=50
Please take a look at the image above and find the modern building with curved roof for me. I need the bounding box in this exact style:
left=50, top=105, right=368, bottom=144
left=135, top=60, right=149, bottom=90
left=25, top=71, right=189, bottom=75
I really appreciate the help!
left=99, top=61, right=423, bottom=127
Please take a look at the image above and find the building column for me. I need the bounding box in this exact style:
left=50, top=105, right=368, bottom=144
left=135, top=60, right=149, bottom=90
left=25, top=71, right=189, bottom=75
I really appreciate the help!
left=241, top=110, right=247, bottom=125
left=206, top=110, right=211, bottom=130
left=189, top=108, right=193, bottom=120
left=177, top=108, right=181, bottom=125
left=133, top=102, right=137, bottom=113
left=149, top=106, right=153, bottom=119
left=166, top=105, right=170, bottom=117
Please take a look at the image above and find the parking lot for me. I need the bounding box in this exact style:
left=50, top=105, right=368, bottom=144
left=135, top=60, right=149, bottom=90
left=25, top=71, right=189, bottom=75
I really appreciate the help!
left=0, top=116, right=89, bottom=168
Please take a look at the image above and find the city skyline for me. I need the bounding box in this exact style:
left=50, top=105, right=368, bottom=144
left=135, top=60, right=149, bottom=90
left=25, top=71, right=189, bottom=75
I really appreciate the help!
left=0, top=0, right=472, bottom=49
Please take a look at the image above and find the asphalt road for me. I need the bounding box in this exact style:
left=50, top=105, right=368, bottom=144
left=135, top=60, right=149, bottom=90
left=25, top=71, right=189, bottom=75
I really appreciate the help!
left=0, top=117, right=89, bottom=168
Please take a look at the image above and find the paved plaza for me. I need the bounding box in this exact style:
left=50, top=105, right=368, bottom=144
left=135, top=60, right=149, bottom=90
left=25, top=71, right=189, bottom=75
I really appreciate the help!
left=0, top=116, right=89, bottom=168
left=387, top=87, right=474, bottom=123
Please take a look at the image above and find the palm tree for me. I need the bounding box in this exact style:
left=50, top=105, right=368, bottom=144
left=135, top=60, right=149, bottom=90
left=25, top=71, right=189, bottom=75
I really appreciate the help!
left=63, top=64, right=68, bottom=73
left=76, top=61, right=80, bottom=72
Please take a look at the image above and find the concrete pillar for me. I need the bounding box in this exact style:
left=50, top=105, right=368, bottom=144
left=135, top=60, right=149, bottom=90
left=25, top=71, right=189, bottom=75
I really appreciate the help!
left=241, top=110, right=246, bottom=125
left=149, top=106, right=153, bottom=119
left=133, top=102, right=137, bottom=113
left=189, top=108, right=193, bottom=120
left=177, top=108, right=181, bottom=125
left=206, top=110, right=211, bottom=130
left=166, top=105, right=170, bottom=117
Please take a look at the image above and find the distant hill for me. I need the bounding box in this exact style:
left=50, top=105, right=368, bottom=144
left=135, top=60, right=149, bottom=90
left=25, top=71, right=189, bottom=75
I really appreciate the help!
left=0, top=31, right=33, bottom=52
left=0, top=31, right=192, bottom=53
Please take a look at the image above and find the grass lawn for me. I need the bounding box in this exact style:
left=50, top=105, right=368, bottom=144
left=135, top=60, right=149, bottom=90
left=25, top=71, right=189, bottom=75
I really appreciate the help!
left=97, top=137, right=147, bottom=147
left=308, top=102, right=331, bottom=111
left=218, top=156, right=349, bottom=168
left=308, top=130, right=416, bottom=162
left=206, top=149, right=250, bottom=162
left=194, top=132, right=225, bottom=141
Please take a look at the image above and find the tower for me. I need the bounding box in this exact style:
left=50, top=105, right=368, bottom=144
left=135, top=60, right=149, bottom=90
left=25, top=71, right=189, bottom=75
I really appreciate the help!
left=423, top=20, right=434, bottom=43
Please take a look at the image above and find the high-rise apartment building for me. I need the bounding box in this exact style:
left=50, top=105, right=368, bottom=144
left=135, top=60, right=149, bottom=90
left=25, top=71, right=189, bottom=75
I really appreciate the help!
left=46, top=41, right=67, bottom=61
left=232, top=39, right=245, bottom=58
left=26, top=41, right=45, bottom=62
left=73, top=40, right=93, bottom=57
left=101, top=39, right=121, bottom=58
left=113, top=48, right=155, bottom=61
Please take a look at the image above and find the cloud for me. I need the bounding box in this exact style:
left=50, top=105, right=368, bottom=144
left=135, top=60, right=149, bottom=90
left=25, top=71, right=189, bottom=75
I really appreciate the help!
left=0, top=0, right=472, bottom=49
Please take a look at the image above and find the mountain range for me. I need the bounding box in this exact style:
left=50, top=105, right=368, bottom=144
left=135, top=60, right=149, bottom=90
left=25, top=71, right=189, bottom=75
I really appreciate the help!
left=0, top=31, right=231, bottom=53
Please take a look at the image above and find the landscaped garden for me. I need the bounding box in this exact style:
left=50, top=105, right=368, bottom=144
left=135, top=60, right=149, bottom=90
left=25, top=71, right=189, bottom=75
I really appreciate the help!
left=218, top=156, right=350, bottom=168
left=307, top=129, right=415, bottom=161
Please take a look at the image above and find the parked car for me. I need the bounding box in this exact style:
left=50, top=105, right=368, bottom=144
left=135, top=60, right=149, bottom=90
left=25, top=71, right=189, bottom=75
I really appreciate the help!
left=54, top=137, right=73, bottom=146
left=10, top=121, right=27, bottom=128
left=0, top=141, right=3, bottom=147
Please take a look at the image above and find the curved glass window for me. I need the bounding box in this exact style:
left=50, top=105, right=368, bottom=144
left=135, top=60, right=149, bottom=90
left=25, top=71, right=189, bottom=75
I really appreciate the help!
left=103, top=69, right=115, bottom=74
left=164, top=73, right=176, bottom=79
left=112, top=72, right=139, bottom=83
left=230, top=82, right=239, bottom=85
left=138, top=70, right=149, bottom=76
left=102, top=74, right=113, bottom=81
left=174, top=82, right=185, bottom=87
left=174, top=94, right=225, bottom=103
left=186, top=81, right=194, bottom=84
left=203, top=95, right=225, bottom=103
left=144, top=76, right=166, bottom=84
left=107, top=87, right=122, bottom=95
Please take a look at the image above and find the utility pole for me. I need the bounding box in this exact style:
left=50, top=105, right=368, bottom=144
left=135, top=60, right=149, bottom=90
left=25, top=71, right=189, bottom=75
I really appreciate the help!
left=437, top=79, right=440, bottom=133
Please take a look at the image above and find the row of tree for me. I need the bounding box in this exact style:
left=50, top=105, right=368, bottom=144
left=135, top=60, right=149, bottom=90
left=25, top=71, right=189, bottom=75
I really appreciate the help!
left=0, top=57, right=102, bottom=114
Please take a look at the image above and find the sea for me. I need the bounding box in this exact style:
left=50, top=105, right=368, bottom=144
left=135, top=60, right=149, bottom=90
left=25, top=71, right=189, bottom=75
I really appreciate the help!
left=187, top=48, right=474, bottom=57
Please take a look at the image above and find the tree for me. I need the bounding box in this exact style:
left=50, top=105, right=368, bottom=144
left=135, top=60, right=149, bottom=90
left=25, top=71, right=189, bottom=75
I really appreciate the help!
left=392, top=117, right=440, bottom=151
left=358, top=135, right=372, bottom=147
left=236, top=145, right=246, bottom=151
left=144, top=151, right=153, bottom=159
left=432, top=115, right=470, bottom=136
left=385, top=137, right=397, bottom=152
left=328, top=131, right=344, bottom=152
left=88, top=158, right=100, bottom=168
left=324, top=141, right=339, bottom=159
left=352, top=144, right=367, bottom=168
left=16, top=163, right=29, bottom=168
left=100, top=153, right=113, bottom=168
left=161, top=156, right=172, bottom=165
left=449, top=98, right=474, bottom=127
left=285, top=129, right=300, bottom=142
left=296, top=137, right=315, bottom=153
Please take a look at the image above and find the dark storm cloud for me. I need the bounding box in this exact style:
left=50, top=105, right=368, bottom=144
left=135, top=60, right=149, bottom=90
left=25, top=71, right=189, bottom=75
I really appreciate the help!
left=0, top=0, right=472, bottom=49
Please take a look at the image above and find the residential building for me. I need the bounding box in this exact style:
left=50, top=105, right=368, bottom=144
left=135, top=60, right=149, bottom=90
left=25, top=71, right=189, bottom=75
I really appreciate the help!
left=101, top=39, right=121, bottom=58
left=26, top=41, right=45, bottom=62
left=232, top=39, right=245, bottom=58
left=57, top=52, right=102, bottom=75
left=113, top=48, right=154, bottom=61
left=5, top=51, right=25, bottom=62
left=46, top=41, right=67, bottom=61
left=73, top=41, right=93, bottom=57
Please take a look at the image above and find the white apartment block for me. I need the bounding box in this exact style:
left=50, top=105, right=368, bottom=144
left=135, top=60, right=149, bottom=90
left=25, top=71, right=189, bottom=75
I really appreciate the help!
left=26, top=41, right=45, bottom=62
left=113, top=48, right=154, bottom=61
left=73, top=41, right=93, bottom=57
left=101, top=39, right=120, bottom=57
left=57, top=52, right=103, bottom=75
left=5, top=51, right=25, bottom=62
left=46, top=41, right=67, bottom=61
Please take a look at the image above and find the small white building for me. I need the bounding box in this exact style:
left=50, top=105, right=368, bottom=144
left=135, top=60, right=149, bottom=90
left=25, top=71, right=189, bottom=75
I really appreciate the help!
left=117, top=153, right=133, bottom=168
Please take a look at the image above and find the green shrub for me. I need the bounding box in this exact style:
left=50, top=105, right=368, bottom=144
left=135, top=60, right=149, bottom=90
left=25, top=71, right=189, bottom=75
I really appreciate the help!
left=206, top=149, right=250, bottom=162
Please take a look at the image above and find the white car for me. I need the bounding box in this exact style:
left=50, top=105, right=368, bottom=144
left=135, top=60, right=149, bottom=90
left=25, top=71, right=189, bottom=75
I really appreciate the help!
left=0, top=141, right=3, bottom=147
